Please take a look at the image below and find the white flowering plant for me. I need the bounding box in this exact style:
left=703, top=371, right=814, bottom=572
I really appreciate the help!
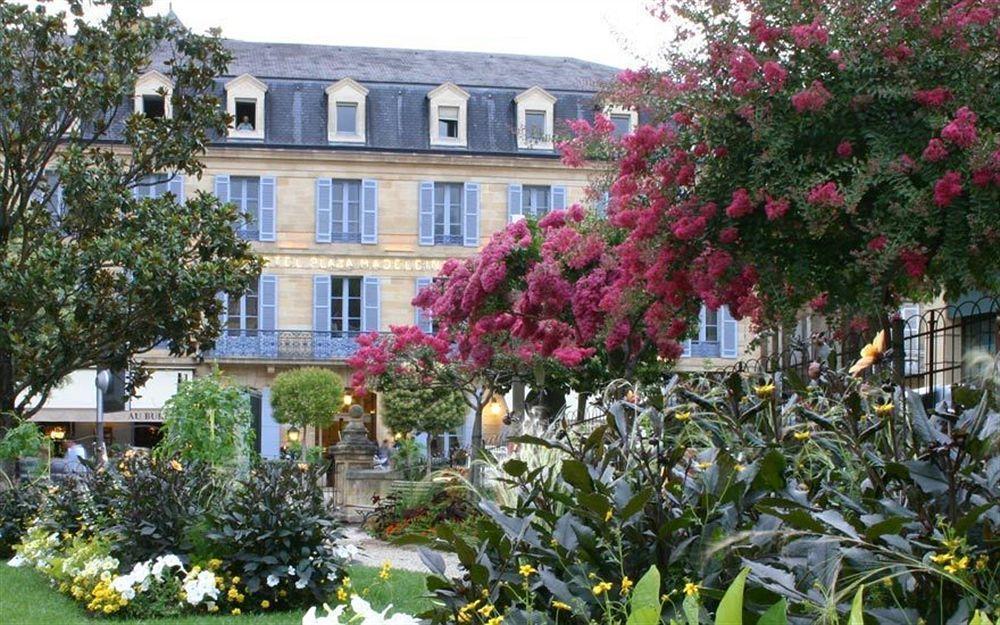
left=303, top=595, right=419, bottom=625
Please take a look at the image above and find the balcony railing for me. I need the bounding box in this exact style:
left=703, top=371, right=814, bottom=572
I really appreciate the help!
left=207, top=330, right=380, bottom=361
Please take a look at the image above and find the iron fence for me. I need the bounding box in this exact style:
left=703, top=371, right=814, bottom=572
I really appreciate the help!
left=206, top=330, right=389, bottom=361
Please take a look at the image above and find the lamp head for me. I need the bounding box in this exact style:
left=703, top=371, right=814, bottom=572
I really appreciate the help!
left=286, top=426, right=300, bottom=443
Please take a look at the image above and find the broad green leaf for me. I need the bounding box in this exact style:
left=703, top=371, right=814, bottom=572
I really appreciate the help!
left=757, top=599, right=788, bottom=625
left=626, top=565, right=662, bottom=625
left=970, top=610, right=994, bottom=625
left=848, top=585, right=864, bottom=625
left=561, top=459, right=593, bottom=492
left=683, top=593, right=700, bottom=625
left=715, top=567, right=749, bottom=625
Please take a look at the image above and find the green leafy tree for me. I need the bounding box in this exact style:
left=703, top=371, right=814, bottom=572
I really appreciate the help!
left=382, top=385, right=466, bottom=475
left=270, top=367, right=344, bottom=432
left=0, top=0, right=263, bottom=432
left=154, top=370, right=253, bottom=467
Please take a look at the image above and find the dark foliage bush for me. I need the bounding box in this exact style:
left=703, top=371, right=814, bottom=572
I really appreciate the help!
left=0, top=479, right=44, bottom=556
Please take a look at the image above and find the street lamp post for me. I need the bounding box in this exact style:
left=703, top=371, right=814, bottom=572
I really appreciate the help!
left=95, top=370, right=110, bottom=465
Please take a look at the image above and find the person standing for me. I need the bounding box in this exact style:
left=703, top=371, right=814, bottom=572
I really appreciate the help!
left=64, top=439, right=87, bottom=473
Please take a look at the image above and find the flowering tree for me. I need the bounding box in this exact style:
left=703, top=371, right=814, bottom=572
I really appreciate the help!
left=558, top=0, right=999, bottom=352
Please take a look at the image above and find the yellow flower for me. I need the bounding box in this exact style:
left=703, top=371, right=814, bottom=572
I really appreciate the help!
left=261, top=600, right=270, bottom=609
left=519, top=564, right=537, bottom=578
left=604, top=508, right=613, bottom=522
left=975, top=555, right=989, bottom=571
left=684, top=582, right=700, bottom=597
left=944, top=556, right=969, bottom=574
left=487, top=617, right=503, bottom=625
left=231, top=608, right=241, bottom=615
left=849, top=330, right=888, bottom=376
left=753, top=382, right=775, bottom=399
left=169, top=459, right=183, bottom=471
left=620, top=576, right=633, bottom=594
left=592, top=581, right=613, bottom=596
left=930, top=552, right=953, bottom=564
left=734, top=463, right=746, bottom=472
left=207, top=558, right=222, bottom=570
left=675, top=410, right=692, bottom=422
left=793, top=430, right=812, bottom=441
left=553, top=600, right=572, bottom=611
left=342, top=577, right=352, bottom=587
left=477, top=603, right=495, bottom=617
left=337, top=587, right=348, bottom=601
left=231, top=576, right=241, bottom=584
left=379, top=561, right=392, bottom=581
left=278, top=589, right=287, bottom=597
left=942, top=537, right=962, bottom=551
left=874, top=402, right=894, bottom=417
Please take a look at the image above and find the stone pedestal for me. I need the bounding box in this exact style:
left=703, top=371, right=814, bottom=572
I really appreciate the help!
left=330, top=410, right=378, bottom=521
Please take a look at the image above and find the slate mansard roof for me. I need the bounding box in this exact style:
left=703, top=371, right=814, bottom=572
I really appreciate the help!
left=142, top=38, right=618, bottom=155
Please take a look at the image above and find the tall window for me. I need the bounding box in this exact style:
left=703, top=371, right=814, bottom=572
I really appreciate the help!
left=433, top=183, right=463, bottom=245
left=438, top=106, right=459, bottom=139
left=331, top=180, right=361, bottom=242
left=524, top=110, right=547, bottom=142
left=331, top=277, right=363, bottom=335
left=611, top=114, right=632, bottom=138
left=234, top=100, right=257, bottom=130
left=227, top=282, right=259, bottom=336
left=522, top=186, right=551, bottom=218
left=142, top=94, right=166, bottom=119
left=230, top=176, right=260, bottom=239
left=134, top=174, right=171, bottom=199
left=336, top=102, right=358, bottom=135
left=701, top=308, right=719, bottom=343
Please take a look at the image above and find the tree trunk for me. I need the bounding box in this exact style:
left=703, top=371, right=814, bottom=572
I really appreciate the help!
left=470, top=400, right=485, bottom=487
left=0, top=349, right=17, bottom=434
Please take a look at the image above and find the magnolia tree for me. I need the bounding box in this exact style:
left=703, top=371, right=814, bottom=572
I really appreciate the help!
left=556, top=0, right=999, bottom=353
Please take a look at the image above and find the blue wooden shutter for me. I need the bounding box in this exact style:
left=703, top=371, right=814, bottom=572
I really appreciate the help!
left=315, top=178, right=332, bottom=243
left=720, top=305, right=738, bottom=358
left=260, top=275, right=277, bottom=331
left=259, top=387, right=280, bottom=459
left=361, top=179, right=378, bottom=244
left=415, top=277, right=433, bottom=333
left=258, top=175, right=276, bottom=241
left=214, top=174, right=230, bottom=204
left=507, top=183, right=523, bottom=223
left=552, top=185, right=567, bottom=210
left=463, top=182, right=480, bottom=247
left=419, top=181, right=434, bottom=246
left=313, top=276, right=331, bottom=333
left=362, top=276, right=381, bottom=333
left=167, top=173, right=184, bottom=201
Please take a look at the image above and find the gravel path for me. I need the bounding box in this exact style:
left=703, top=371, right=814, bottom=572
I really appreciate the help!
left=342, top=526, right=462, bottom=578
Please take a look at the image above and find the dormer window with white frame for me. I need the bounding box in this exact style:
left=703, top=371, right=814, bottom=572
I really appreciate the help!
left=515, top=86, right=556, bottom=150
left=605, top=105, right=638, bottom=139
left=225, top=74, right=268, bottom=140
left=428, top=82, right=469, bottom=148
left=134, top=70, right=173, bottom=119
left=325, top=78, right=368, bottom=143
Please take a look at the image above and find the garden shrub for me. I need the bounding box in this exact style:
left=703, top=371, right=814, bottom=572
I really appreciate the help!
left=0, top=478, right=44, bottom=556
left=416, top=367, right=999, bottom=624
left=204, top=461, right=348, bottom=605
left=366, top=479, right=477, bottom=541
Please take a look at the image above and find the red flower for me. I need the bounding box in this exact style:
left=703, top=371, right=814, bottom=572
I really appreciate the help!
left=933, top=171, right=963, bottom=207
left=922, top=138, right=949, bottom=162
left=790, top=18, right=829, bottom=47
left=764, top=196, right=789, bottom=220
left=806, top=181, right=844, bottom=207
left=791, top=81, right=832, bottom=113
left=725, top=188, right=755, bottom=218
left=941, top=107, right=978, bottom=149
left=867, top=235, right=888, bottom=251
left=899, top=248, right=928, bottom=278
left=762, top=61, right=788, bottom=93
left=914, top=87, right=952, bottom=107
left=836, top=141, right=853, bottom=158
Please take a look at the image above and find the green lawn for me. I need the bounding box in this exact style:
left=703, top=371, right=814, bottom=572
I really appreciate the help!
left=0, top=564, right=431, bottom=625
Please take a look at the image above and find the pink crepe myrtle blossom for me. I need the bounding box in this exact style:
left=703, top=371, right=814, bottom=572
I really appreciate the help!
left=806, top=182, right=845, bottom=207
left=836, top=141, right=854, bottom=158
left=762, top=61, right=788, bottom=93
left=899, top=248, right=929, bottom=277
left=791, top=81, right=832, bottom=113
left=764, top=196, right=790, bottom=220
left=933, top=171, right=963, bottom=207
left=914, top=87, right=953, bottom=107
left=789, top=18, right=829, bottom=47
left=922, top=138, right=949, bottom=162
left=725, top=188, right=754, bottom=218
left=940, top=107, right=978, bottom=148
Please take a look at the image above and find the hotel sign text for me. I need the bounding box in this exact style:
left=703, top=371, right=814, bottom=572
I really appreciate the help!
left=265, top=255, right=448, bottom=273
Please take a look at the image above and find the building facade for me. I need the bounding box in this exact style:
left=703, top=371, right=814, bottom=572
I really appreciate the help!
left=33, top=37, right=754, bottom=457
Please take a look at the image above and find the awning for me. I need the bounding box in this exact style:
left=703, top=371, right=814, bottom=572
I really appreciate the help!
left=30, top=408, right=164, bottom=423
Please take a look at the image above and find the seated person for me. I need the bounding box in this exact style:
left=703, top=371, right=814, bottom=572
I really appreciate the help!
left=236, top=115, right=254, bottom=131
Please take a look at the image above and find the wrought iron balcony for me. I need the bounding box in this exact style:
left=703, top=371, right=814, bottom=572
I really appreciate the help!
left=207, top=330, right=379, bottom=361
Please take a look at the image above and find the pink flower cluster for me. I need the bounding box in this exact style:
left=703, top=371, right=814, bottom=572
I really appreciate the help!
left=941, top=107, right=978, bottom=148
left=789, top=18, right=829, bottom=48
left=933, top=171, right=963, bottom=206
left=791, top=81, right=832, bottom=113
left=806, top=182, right=845, bottom=207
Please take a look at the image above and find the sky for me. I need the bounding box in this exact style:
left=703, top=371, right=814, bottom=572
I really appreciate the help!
left=138, top=0, right=667, bottom=70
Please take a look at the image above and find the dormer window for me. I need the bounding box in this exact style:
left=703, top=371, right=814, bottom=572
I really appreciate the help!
left=438, top=106, right=459, bottom=139
left=515, top=86, right=556, bottom=150
left=428, top=83, right=469, bottom=148
left=326, top=78, right=368, bottom=143
left=605, top=105, right=638, bottom=139
left=225, top=74, right=268, bottom=140
left=134, top=70, right=173, bottom=119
